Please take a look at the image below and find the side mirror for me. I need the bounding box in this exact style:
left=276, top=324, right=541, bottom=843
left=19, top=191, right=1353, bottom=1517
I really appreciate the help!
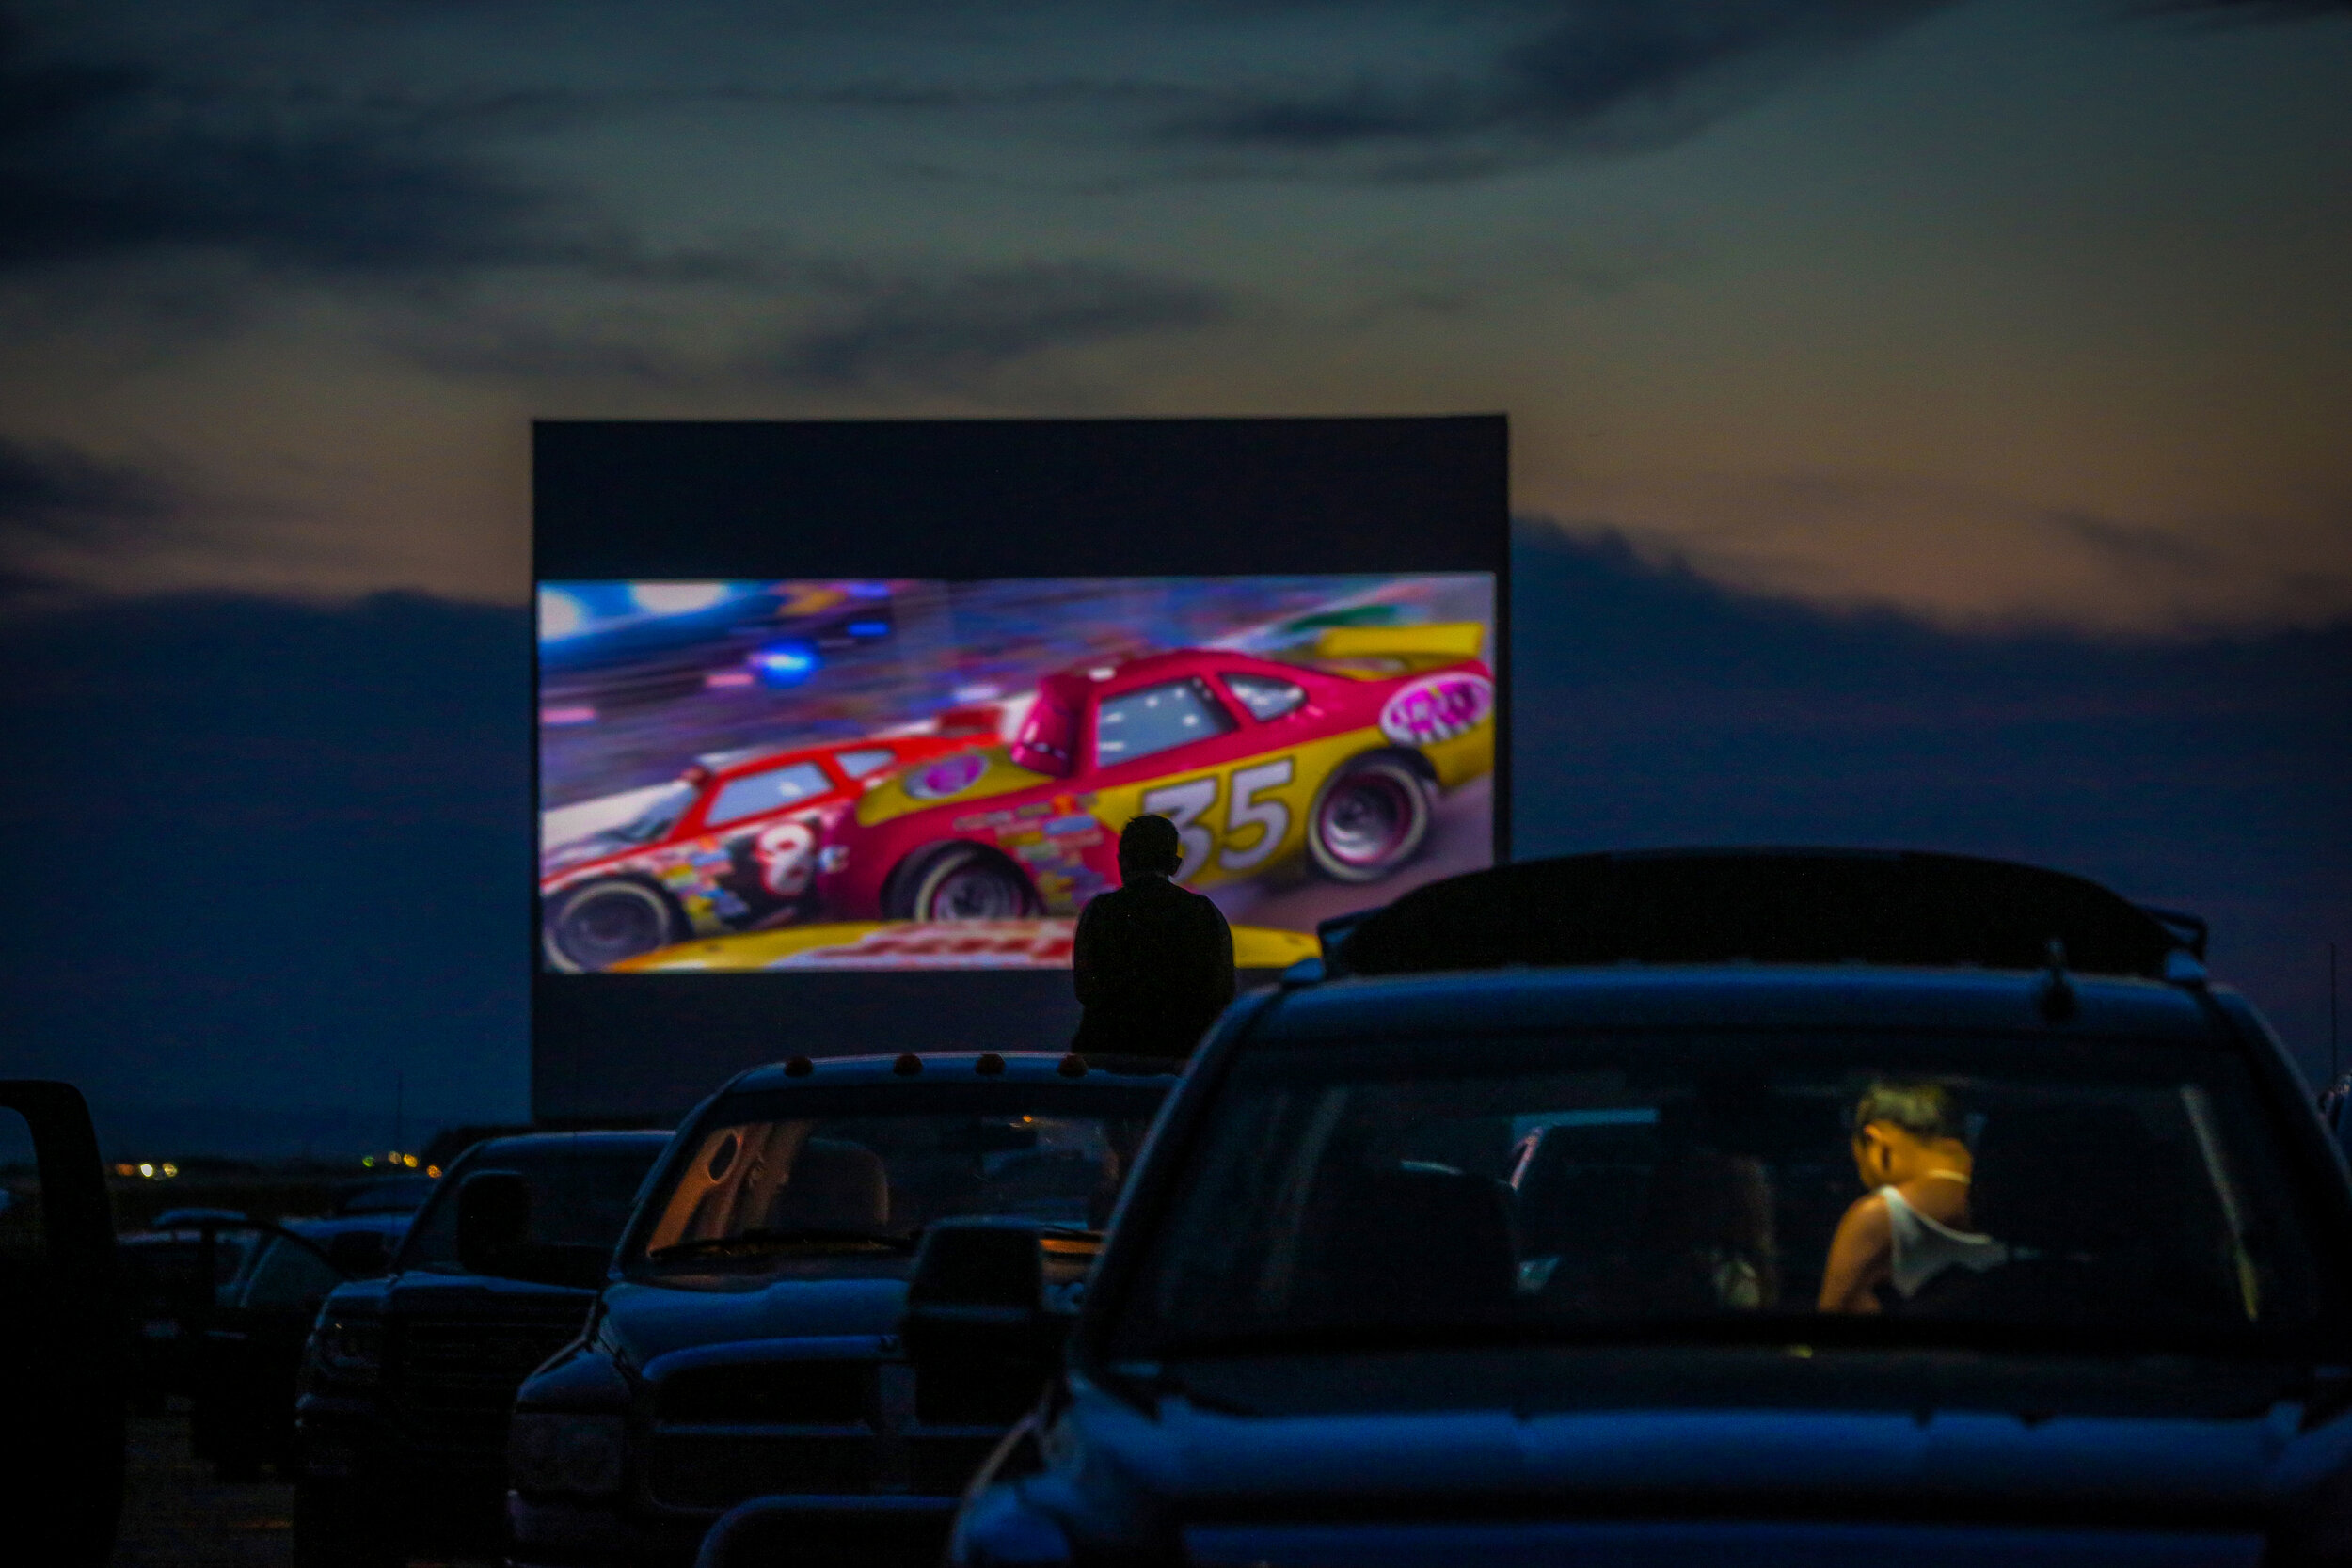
left=899, top=1218, right=1099, bottom=1426
left=326, top=1229, right=390, bottom=1279
left=454, top=1171, right=531, bottom=1276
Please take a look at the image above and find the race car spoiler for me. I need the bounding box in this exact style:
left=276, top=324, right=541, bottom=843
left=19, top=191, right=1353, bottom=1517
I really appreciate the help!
left=1314, top=848, right=2203, bottom=981
left=1310, top=621, right=1485, bottom=671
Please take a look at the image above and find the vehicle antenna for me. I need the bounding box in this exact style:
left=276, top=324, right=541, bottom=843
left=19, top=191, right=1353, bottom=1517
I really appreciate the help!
left=2331, top=942, right=2340, bottom=1085
left=394, top=1070, right=405, bottom=1158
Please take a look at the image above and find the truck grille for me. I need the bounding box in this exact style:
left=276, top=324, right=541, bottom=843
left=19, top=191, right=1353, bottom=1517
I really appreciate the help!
left=645, top=1357, right=1010, bottom=1513
left=395, top=1321, right=580, bottom=1447
left=647, top=1432, right=876, bottom=1510
left=657, top=1361, right=874, bottom=1424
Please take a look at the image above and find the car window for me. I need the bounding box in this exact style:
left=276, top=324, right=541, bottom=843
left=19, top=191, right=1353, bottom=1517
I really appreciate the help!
left=1223, top=673, right=1307, bottom=721
left=399, top=1139, right=668, bottom=1276
left=628, top=1084, right=1170, bottom=1280
left=337, top=1175, right=435, bottom=1214
left=236, top=1234, right=343, bottom=1309
left=609, top=782, right=697, bottom=846
left=1094, top=677, right=1236, bottom=767
left=1109, top=1031, right=2331, bottom=1357
left=834, top=748, right=898, bottom=779
left=707, top=761, right=833, bottom=828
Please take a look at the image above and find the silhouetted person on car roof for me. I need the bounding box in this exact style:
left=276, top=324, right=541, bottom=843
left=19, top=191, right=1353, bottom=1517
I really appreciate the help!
left=1073, top=815, right=1236, bottom=1059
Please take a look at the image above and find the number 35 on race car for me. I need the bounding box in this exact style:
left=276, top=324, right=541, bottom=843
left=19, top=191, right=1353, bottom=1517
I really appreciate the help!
left=1143, top=758, right=1295, bottom=882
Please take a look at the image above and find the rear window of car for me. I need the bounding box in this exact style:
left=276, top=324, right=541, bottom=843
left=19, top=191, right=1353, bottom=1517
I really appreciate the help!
left=1106, top=1029, right=2339, bottom=1358
left=1223, top=673, right=1308, bottom=721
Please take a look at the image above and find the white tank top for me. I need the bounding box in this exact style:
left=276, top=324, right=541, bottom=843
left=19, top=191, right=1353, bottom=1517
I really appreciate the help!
left=1881, top=1186, right=2008, bottom=1299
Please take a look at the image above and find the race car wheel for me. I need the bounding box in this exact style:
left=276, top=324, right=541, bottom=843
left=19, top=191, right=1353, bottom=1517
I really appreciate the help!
left=543, top=879, right=682, bottom=972
left=892, top=844, right=1041, bottom=921
left=1308, top=753, right=1433, bottom=883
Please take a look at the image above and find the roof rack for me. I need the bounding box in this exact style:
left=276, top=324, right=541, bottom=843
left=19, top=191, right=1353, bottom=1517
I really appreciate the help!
left=1318, top=848, right=2198, bottom=982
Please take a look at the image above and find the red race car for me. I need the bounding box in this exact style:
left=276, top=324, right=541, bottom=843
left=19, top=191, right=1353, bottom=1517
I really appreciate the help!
left=813, top=626, right=1494, bottom=922
left=540, top=727, right=987, bottom=971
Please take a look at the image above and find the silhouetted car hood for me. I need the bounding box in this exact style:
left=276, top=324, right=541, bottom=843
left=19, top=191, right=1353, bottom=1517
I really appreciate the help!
left=381, top=1270, right=605, bottom=1321
left=1029, top=1350, right=2352, bottom=1543
left=601, top=1269, right=912, bottom=1368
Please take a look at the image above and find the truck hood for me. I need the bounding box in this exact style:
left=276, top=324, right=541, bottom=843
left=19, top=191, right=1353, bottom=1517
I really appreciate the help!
left=600, top=1272, right=911, bottom=1369
left=1038, top=1349, right=2352, bottom=1536
left=381, top=1269, right=602, bottom=1322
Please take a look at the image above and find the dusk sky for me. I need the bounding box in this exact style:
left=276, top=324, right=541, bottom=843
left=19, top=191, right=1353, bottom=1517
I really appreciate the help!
left=1, top=0, right=2347, bottom=1154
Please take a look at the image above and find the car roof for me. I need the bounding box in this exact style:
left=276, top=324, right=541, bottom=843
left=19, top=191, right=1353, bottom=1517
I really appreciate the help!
left=1045, top=646, right=1310, bottom=697
left=469, top=1129, right=675, bottom=1158
left=1325, top=848, right=2196, bottom=981
left=726, top=1050, right=1179, bottom=1094
left=1249, top=964, right=2229, bottom=1048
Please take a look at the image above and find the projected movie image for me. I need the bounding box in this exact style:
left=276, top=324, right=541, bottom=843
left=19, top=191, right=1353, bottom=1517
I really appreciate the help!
left=538, top=575, right=1496, bottom=974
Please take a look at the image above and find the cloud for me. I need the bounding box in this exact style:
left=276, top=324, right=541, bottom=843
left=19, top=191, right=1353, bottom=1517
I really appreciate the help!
left=2137, top=0, right=2352, bottom=17
left=767, top=261, right=1232, bottom=390
left=1161, top=0, right=1958, bottom=178
left=1532, top=472, right=2352, bottom=638
left=405, top=257, right=1233, bottom=393
left=0, top=436, right=181, bottom=550
left=0, top=11, right=555, bottom=277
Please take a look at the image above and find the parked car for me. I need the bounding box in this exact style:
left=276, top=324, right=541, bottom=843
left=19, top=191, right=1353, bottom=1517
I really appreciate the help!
left=189, top=1221, right=357, bottom=1481
left=117, top=1219, right=265, bottom=1411
left=505, top=1052, right=1175, bottom=1568
left=541, top=730, right=991, bottom=971
left=814, top=628, right=1494, bottom=922
left=936, top=850, right=2352, bottom=1568
left=286, top=1176, right=439, bottom=1280
left=294, top=1130, right=674, bottom=1568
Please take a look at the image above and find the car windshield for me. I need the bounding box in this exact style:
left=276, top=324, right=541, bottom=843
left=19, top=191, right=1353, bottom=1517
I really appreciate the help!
left=628, top=1083, right=1168, bottom=1274
left=399, top=1138, right=666, bottom=1275
left=1108, top=1031, right=2335, bottom=1359
left=607, top=782, right=698, bottom=846
left=337, top=1175, right=436, bottom=1213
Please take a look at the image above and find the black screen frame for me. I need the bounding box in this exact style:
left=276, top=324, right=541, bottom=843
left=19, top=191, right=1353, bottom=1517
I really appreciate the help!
left=532, top=416, right=1510, bottom=1124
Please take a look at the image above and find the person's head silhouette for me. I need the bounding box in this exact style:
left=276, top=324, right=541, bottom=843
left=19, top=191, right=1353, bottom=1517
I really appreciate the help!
left=1118, top=814, right=1184, bottom=882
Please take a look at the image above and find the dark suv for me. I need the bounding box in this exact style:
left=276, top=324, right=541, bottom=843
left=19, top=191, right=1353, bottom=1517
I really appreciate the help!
left=294, top=1129, right=673, bottom=1568
left=506, top=1051, right=1173, bottom=1568
left=945, top=851, right=2352, bottom=1568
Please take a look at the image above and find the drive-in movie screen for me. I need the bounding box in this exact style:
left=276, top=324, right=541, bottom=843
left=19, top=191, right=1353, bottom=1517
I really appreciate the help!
left=538, top=573, right=1497, bottom=974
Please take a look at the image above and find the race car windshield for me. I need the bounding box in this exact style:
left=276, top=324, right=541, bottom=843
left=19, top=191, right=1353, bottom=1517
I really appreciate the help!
left=606, top=782, right=698, bottom=846
left=629, top=1103, right=1160, bottom=1276
left=1107, top=1031, right=2339, bottom=1359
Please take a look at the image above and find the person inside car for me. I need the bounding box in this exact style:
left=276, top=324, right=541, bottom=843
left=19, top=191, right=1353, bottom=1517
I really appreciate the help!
left=1818, top=1080, right=2006, bottom=1313
left=1071, top=815, right=1235, bottom=1059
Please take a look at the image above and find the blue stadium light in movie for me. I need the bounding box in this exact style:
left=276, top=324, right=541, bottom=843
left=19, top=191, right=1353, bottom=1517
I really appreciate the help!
left=752, top=641, right=820, bottom=687
left=536, top=588, right=590, bottom=641
left=628, top=581, right=735, bottom=616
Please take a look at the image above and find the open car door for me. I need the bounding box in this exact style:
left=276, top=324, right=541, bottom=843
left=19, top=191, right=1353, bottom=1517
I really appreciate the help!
left=0, top=1080, right=124, bottom=1567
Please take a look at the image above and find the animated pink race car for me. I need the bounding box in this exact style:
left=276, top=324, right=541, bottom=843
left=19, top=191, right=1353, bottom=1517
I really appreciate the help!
left=812, top=626, right=1494, bottom=921
left=539, top=726, right=988, bottom=971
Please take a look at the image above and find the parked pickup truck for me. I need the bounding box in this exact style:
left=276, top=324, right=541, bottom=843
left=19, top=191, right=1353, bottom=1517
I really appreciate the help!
left=293, top=1129, right=673, bottom=1568
left=506, top=1051, right=1174, bottom=1568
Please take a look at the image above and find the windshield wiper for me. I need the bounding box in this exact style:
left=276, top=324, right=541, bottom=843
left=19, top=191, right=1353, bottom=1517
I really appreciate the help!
left=644, top=1226, right=919, bottom=1261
